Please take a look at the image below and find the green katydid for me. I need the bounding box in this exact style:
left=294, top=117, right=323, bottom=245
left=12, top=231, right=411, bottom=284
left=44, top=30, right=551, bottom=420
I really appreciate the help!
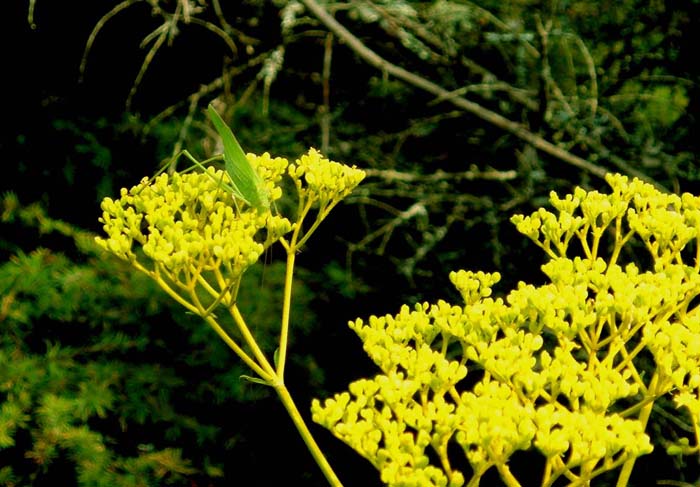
left=138, top=104, right=270, bottom=213
left=206, top=104, right=270, bottom=213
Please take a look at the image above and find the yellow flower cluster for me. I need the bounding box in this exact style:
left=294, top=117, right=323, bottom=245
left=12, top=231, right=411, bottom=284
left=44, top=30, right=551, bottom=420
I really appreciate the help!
left=96, top=147, right=365, bottom=319
left=96, top=144, right=365, bottom=487
left=312, top=174, right=700, bottom=486
left=288, top=148, right=366, bottom=213
left=249, top=151, right=290, bottom=203
left=96, top=160, right=292, bottom=311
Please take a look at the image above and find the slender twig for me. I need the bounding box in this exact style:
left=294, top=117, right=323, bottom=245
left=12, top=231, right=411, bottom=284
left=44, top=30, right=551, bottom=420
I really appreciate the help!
left=169, top=88, right=203, bottom=172
left=188, top=16, right=238, bottom=56
left=321, top=33, right=333, bottom=154
left=274, top=383, right=344, bottom=487
left=127, top=22, right=169, bottom=111
left=143, top=51, right=270, bottom=135
left=462, top=0, right=540, bottom=59
left=27, top=0, right=38, bottom=29
left=536, top=15, right=575, bottom=118
left=80, top=0, right=144, bottom=81
left=364, top=167, right=518, bottom=182
left=429, top=82, right=539, bottom=111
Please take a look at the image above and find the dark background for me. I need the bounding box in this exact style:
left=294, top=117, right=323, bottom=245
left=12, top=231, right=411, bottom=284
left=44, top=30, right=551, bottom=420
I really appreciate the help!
left=2, top=1, right=700, bottom=485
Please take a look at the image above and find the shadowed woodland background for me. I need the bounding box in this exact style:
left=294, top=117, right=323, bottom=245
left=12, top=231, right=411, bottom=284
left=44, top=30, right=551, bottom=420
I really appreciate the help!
left=1, top=1, right=700, bottom=485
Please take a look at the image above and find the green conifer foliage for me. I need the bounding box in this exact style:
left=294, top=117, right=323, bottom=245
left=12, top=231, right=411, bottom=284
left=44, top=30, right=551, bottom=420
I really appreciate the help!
left=0, top=194, right=317, bottom=486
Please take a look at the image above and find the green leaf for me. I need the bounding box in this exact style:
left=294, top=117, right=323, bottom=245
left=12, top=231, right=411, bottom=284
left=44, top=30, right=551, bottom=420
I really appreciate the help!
left=239, top=375, right=272, bottom=387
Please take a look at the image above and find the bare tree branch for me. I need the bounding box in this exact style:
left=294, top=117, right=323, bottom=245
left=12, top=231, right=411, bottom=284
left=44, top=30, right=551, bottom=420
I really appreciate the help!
left=364, top=167, right=518, bottom=183
left=300, top=0, right=663, bottom=188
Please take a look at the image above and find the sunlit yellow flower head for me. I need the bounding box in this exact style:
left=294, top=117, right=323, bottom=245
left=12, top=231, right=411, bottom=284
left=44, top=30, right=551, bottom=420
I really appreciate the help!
left=312, top=173, right=700, bottom=486
left=288, top=148, right=366, bottom=211
left=95, top=142, right=367, bottom=487
left=96, top=165, right=292, bottom=309
left=96, top=148, right=364, bottom=315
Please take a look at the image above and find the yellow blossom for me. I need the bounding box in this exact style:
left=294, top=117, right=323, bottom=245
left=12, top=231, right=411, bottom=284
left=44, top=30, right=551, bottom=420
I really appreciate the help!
left=288, top=148, right=366, bottom=211
left=313, top=173, right=700, bottom=487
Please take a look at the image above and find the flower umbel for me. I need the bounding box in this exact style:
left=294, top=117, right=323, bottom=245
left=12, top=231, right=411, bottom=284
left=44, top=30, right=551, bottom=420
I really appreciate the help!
left=283, top=148, right=365, bottom=249
left=96, top=167, right=291, bottom=312
left=289, top=148, right=366, bottom=207
left=96, top=142, right=364, bottom=487
left=313, top=174, right=700, bottom=487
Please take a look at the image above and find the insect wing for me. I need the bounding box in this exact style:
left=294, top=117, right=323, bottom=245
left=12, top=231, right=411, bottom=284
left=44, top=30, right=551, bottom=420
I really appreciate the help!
left=207, top=105, right=269, bottom=212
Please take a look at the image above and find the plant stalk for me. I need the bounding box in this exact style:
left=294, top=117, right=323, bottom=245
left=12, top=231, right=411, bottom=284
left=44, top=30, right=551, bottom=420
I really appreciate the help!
left=616, top=372, right=660, bottom=487
left=274, top=381, right=343, bottom=487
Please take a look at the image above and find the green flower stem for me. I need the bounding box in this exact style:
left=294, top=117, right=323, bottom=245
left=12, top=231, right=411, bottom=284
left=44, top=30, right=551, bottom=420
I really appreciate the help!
left=577, top=226, right=593, bottom=259
left=201, top=313, right=273, bottom=382
left=541, top=459, right=554, bottom=486
left=495, top=462, right=521, bottom=487
left=296, top=201, right=340, bottom=250
left=274, top=205, right=343, bottom=485
left=273, top=381, right=343, bottom=487
left=467, top=464, right=492, bottom=487
left=135, top=262, right=199, bottom=316
left=546, top=457, right=570, bottom=487
left=283, top=199, right=314, bottom=251
left=276, top=200, right=331, bottom=376
left=230, top=304, right=277, bottom=379
left=277, top=193, right=317, bottom=377
left=607, top=219, right=632, bottom=268
left=194, top=268, right=230, bottom=303
left=276, top=248, right=296, bottom=379
left=616, top=371, right=660, bottom=487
